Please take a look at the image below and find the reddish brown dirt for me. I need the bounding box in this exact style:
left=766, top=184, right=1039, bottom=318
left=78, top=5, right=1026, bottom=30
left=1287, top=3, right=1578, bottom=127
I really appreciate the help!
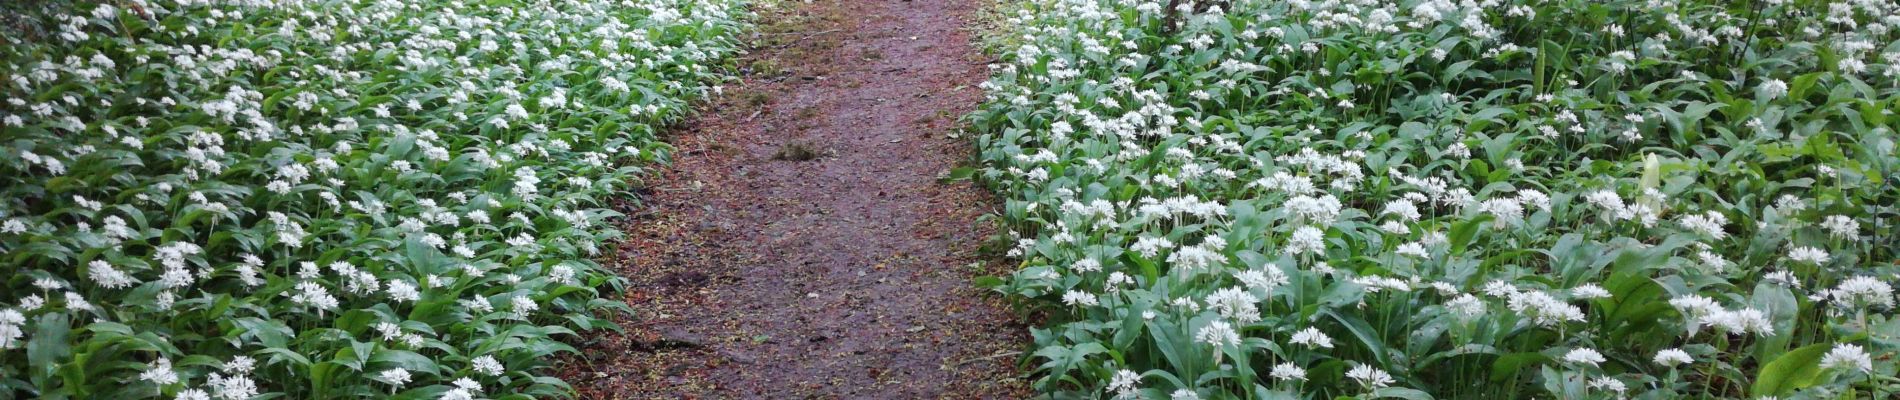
left=558, top=0, right=1029, bottom=398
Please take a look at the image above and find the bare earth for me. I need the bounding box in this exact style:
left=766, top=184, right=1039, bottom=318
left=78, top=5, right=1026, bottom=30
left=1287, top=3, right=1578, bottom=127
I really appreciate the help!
left=559, top=0, right=1030, bottom=398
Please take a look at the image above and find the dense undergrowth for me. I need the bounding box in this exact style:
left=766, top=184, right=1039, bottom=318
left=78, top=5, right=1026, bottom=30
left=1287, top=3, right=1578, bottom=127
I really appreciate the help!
left=0, top=0, right=747, bottom=398
left=972, top=0, right=1898, bottom=398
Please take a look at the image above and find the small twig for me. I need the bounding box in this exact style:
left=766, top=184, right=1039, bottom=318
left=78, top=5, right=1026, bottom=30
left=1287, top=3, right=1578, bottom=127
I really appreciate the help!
left=950, top=350, right=1023, bottom=366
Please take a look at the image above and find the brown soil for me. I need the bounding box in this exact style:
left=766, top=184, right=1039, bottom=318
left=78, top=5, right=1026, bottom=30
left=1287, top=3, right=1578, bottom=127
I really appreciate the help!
left=558, top=0, right=1029, bottom=398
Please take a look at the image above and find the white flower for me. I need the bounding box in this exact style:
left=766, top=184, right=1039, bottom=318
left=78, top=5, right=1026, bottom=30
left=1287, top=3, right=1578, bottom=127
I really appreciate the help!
left=1106, top=369, right=1141, bottom=397
left=1205, top=288, right=1260, bottom=323
left=1775, top=195, right=1808, bottom=211
left=1445, top=294, right=1486, bottom=318
left=504, top=103, right=530, bottom=120
left=177, top=389, right=211, bottom=400
left=1285, top=226, right=1326, bottom=256
left=1517, top=190, right=1551, bottom=212
left=1820, top=344, right=1872, bottom=373
left=1585, top=190, right=1630, bottom=220
left=1486, top=282, right=1523, bottom=298
left=1476, top=198, right=1524, bottom=229
left=1062, top=290, right=1100, bottom=307
left=1764, top=271, right=1801, bottom=287
left=1705, top=308, right=1776, bottom=337
left=0, top=312, right=22, bottom=349
left=1563, top=348, right=1606, bottom=367
left=1166, top=245, right=1228, bottom=273
left=140, top=358, right=179, bottom=385
left=1670, top=294, right=1724, bottom=333
left=462, top=296, right=494, bottom=313
left=1382, top=200, right=1421, bottom=221
left=207, top=373, right=258, bottom=400
left=1071, top=258, right=1102, bottom=273
left=1654, top=348, right=1694, bottom=367
left=511, top=295, right=539, bottom=318
left=1587, top=376, right=1627, bottom=394
left=63, top=292, right=93, bottom=311
left=441, top=389, right=474, bottom=400
left=268, top=212, right=308, bottom=248
left=1395, top=242, right=1428, bottom=258
left=1, top=219, right=27, bottom=234
left=1194, top=321, right=1241, bottom=348
left=1233, top=268, right=1288, bottom=293
left=1105, top=272, right=1135, bottom=291
left=1170, top=389, right=1202, bottom=400
left=549, top=265, right=578, bottom=285
left=1787, top=246, right=1829, bottom=265
left=1353, top=276, right=1413, bottom=293
left=1290, top=327, right=1334, bottom=349
left=1346, top=364, right=1395, bottom=389
left=86, top=260, right=139, bottom=289
left=223, top=356, right=256, bottom=373
left=472, top=354, right=505, bottom=376
left=1506, top=290, right=1585, bottom=327
left=1570, top=284, right=1612, bottom=300
left=1696, top=250, right=1732, bottom=273
left=452, top=377, right=483, bottom=392
left=1285, top=195, right=1343, bottom=224
left=379, top=368, right=413, bottom=386
left=1310, top=261, right=1336, bottom=276
left=375, top=322, right=406, bottom=342
left=1269, top=363, right=1307, bottom=381
left=1131, top=236, right=1175, bottom=258
left=1379, top=220, right=1410, bottom=235
left=387, top=280, right=420, bottom=302
left=290, top=281, right=340, bottom=314
left=19, top=295, right=43, bottom=311
left=1820, top=215, right=1859, bottom=240
left=1826, top=276, right=1894, bottom=309
left=1605, top=50, right=1635, bottom=74
left=1677, top=211, right=1728, bottom=239
left=1760, top=78, right=1788, bottom=99
left=400, top=333, right=425, bottom=348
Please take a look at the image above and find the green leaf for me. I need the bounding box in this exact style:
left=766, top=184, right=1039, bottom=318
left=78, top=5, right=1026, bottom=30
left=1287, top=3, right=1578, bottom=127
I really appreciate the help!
left=1443, top=60, right=1477, bottom=82
left=27, top=313, right=72, bottom=372
left=311, top=362, right=340, bottom=398
left=1752, top=342, right=1832, bottom=397
left=370, top=350, right=440, bottom=375
left=1490, top=352, right=1548, bottom=383
left=1448, top=214, right=1492, bottom=256
left=1322, top=309, right=1388, bottom=367
left=941, top=167, right=977, bottom=183
left=1373, top=387, right=1435, bottom=400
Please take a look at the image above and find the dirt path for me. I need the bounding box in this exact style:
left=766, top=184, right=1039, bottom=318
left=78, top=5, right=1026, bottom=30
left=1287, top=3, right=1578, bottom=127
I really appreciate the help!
left=560, top=0, right=1028, bottom=398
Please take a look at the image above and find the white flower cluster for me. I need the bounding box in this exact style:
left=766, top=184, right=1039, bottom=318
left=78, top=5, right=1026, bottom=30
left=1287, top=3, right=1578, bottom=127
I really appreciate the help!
left=0, top=0, right=751, bottom=397
left=978, top=0, right=1900, bottom=397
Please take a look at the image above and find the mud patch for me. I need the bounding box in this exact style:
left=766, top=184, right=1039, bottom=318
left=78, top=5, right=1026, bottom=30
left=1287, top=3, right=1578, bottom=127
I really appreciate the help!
left=771, top=142, right=824, bottom=161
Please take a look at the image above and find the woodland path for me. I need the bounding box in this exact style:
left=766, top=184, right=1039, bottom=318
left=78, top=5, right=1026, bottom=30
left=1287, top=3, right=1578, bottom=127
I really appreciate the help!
left=561, top=0, right=1029, bottom=398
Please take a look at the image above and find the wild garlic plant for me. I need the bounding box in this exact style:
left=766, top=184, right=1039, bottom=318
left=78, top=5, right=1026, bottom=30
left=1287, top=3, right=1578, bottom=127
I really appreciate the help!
left=0, top=0, right=748, bottom=398
left=972, top=0, right=1899, bottom=398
